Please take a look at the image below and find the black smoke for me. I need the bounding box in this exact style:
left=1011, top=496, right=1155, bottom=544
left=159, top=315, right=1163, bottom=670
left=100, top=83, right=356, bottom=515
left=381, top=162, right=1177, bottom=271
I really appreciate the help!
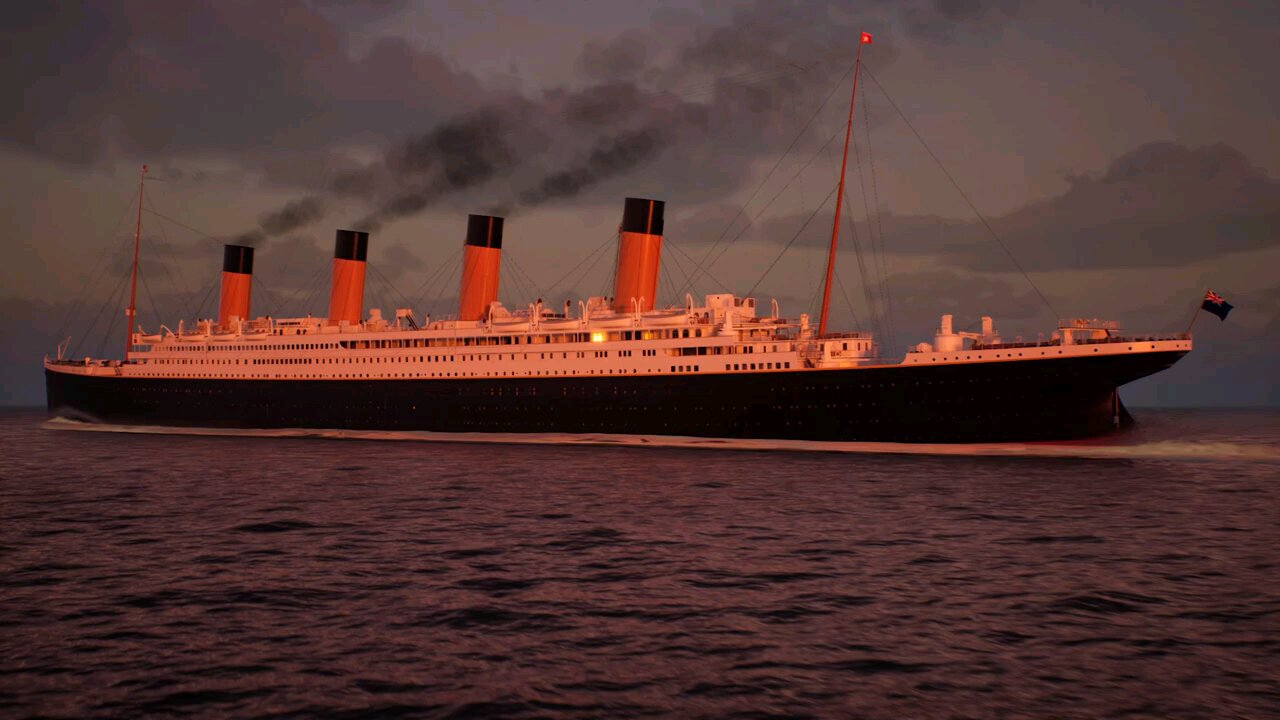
left=350, top=110, right=515, bottom=232
left=209, top=1, right=942, bottom=237
left=518, top=129, right=663, bottom=207
left=232, top=195, right=327, bottom=246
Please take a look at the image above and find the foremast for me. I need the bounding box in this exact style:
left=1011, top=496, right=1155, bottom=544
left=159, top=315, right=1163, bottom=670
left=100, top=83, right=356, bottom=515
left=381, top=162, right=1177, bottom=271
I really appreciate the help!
left=124, top=164, right=146, bottom=362
left=818, top=31, right=872, bottom=338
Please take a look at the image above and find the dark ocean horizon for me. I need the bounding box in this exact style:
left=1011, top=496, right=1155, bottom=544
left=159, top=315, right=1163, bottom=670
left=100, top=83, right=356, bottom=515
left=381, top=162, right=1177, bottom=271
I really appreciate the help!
left=2, top=407, right=1277, bottom=718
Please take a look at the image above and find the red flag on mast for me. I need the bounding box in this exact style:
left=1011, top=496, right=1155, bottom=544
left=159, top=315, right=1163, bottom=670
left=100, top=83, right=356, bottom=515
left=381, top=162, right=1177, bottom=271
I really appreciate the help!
left=861, top=31, right=873, bottom=44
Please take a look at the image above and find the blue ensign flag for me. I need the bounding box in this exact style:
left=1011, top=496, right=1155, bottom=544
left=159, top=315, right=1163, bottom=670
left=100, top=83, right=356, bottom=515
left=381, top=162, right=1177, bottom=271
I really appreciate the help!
left=1201, top=290, right=1233, bottom=321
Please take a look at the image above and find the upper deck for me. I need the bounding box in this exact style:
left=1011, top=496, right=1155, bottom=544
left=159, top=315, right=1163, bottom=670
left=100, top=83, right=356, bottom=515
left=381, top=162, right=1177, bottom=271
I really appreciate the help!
left=46, top=295, right=1190, bottom=383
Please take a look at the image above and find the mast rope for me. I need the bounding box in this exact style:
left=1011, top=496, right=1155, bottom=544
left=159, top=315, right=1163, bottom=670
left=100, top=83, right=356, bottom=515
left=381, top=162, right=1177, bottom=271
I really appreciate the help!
left=505, top=252, right=539, bottom=307
left=504, top=248, right=546, bottom=302
left=75, top=262, right=132, bottom=359
left=834, top=271, right=863, bottom=332
left=843, top=186, right=884, bottom=340
left=138, top=268, right=162, bottom=332
left=699, top=125, right=842, bottom=291
left=275, top=262, right=327, bottom=318
left=142, top=190, right=200, bottom=320
left=541, top=234, right=614, bottom=302
left=92, top=269, right=133, bottom=359
left=424, top=252, right=465, bottom=320
left=367, top=263, right=414, bottom=313
left=410, top=246, right=461, bottom=311
left=55, top=189, right=138, bottom=344
left=656, top=255, right=679, bottom=308
left=191, top=277, right=219, bottom=321
left=849, top=114, right=887, bottom=343
left=677, top=56, right=859, bottom=297
left=861, top=64, right=1060, bottom=320
left=661, top=238, right=713, bottom=299
left=861, top=86, right=895, bottom=350
left=745, top=182, right=837, bottom=299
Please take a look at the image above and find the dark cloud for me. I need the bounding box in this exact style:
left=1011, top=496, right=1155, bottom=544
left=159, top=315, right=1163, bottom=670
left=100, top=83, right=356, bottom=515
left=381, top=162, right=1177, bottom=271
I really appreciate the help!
left=728, top=142, right=1280, bottom=271
left=577, top=31, right=650, bottom=83
left=904, top=0, right=1022, bottom=43
left=0, top=2, right=486, bottom=166
left=556, top=82, right=649, bottom=128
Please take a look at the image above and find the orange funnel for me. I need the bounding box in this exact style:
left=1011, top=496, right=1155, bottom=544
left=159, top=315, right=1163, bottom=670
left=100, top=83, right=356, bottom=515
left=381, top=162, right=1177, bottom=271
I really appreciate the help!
left=328, top=229, right=369, bottom=325
left=459, top=214, right=503, bottom=321
left=612, top=197, right=665, bottom=313
left=218, top=244, right=253, bottom=328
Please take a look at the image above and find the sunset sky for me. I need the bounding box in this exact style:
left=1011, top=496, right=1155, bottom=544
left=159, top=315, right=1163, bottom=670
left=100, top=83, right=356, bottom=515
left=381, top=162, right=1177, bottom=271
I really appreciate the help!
left=3, top=0, right=1276, bottom=406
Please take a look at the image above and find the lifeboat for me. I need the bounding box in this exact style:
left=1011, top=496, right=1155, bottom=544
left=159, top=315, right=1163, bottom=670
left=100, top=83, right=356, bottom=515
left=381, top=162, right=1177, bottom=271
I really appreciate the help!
left=540, top=317, right=579, bottom=329
left=644, top=310, right=690, bottom=326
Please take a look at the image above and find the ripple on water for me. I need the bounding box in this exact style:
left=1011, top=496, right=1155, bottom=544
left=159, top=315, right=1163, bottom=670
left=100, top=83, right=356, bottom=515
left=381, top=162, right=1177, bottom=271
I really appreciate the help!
left=3, top=408, right=1278, bottom=718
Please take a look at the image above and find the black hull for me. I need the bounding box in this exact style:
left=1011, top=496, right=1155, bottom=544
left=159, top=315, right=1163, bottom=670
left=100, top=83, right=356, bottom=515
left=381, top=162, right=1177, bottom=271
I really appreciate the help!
left=46, top=351, right=1185, bottom=443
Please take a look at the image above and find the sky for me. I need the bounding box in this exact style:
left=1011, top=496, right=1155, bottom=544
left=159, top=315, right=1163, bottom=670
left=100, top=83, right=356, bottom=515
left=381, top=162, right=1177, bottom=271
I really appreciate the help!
left=2, top=0, right=1277, bottom=406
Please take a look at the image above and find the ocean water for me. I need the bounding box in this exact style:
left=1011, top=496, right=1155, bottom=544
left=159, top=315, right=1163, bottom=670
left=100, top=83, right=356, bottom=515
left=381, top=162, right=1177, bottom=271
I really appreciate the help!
left=1, top=407, right=1277, bottom=719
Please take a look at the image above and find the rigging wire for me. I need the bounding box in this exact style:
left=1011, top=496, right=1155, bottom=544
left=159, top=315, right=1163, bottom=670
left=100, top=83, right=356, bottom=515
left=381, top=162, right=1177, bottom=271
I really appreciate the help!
left=75, top=263, right=132, bottom=359
left=190, top=277, right=219, bottom=321
left=656, top=256, right=679, bottom=308
left=677, top=56, right=859, bottom=297
left=144, top=204, right=298, bottom=319
left=138, top=269, right=162, bottom=332
left=276, top=262, right=328, bottom=319
left=540, top=234, right=615, bottom=302
left=504, top=249, right=547, bottom=303
left=367, top=263, right=413, bottom=311
left=667, top=236, right=731, bottom=296
left=425, top=252, right=464, bottom=320
left=56, top=189, right=138, bottom=343
left=658, top=238, right=701, bottom=302
left=92, top=270, right=133, bottom=360
left=833, top=270, right=863, bottom=332
left=502, top=252, right=538, bottom=307
left=860, top=85, right=895, bottom=349
left=702, top=125, right=843, bottom=286
left=144, top=209, right=222, bottom=249
left=860, top=64, right=1060, bottom=321
left=745, top=183, right=837, bottom=299
left=410, top=247, right=462, bottom=311
left=142, top=188, right=200, bottom=320
left=846, top=156, right=887, bottom=341
left=843, top=186, right=882, bottom=338
left=805, top=260, right=826, bottom=321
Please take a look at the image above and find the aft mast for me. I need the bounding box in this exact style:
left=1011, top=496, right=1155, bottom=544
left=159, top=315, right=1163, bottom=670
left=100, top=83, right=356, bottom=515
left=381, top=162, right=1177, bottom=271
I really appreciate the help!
left=818, top=31, right=872, bottom=338
left=124, top=164, right=146, bottom=362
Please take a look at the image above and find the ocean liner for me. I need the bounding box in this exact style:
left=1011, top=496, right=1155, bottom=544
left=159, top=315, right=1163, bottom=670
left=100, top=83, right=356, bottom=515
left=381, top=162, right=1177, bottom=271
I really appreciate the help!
left=43, top=37, right=1191, bottom=443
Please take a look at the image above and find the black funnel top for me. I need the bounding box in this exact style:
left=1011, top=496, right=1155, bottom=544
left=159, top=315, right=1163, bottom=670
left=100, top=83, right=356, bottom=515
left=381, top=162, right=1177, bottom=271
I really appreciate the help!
left=621, top=197, right=665, bottom=236
left=465, top=214, right=504, bottom=249
left=334, top=229, right=369, bottom=261
left=222, top=244, right=254, bottom=274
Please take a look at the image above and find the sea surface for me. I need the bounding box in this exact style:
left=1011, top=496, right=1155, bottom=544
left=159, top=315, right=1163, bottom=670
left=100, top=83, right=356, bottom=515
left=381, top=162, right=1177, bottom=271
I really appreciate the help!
left=1, top=407, right=1277, bottom=719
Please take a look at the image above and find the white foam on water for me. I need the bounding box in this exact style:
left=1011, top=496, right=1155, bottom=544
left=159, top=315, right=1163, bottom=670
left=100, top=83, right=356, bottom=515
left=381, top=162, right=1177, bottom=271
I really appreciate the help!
left=41, top=417, right=1280, bottom=463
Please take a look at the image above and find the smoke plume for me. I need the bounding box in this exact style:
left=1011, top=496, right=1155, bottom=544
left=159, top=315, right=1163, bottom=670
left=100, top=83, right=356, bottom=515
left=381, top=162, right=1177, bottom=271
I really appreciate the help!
left=232, top=195, right=327, bottom=246
left=223, top=1, right=927, bottom=237
left=518, top=128, right=663, bottom=207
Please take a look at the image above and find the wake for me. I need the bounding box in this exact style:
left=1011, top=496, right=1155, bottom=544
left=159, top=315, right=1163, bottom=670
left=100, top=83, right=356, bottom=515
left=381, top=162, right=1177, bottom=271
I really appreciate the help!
left=42, top=417, right=1279, bottom=463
